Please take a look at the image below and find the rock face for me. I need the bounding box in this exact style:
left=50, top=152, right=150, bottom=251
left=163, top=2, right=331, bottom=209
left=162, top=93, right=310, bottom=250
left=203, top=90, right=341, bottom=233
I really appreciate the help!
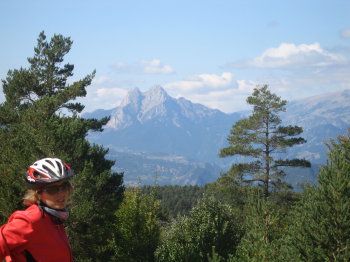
left=86, top=85, right=242, bottom=164
left=84, top=87, right=350, bottom=186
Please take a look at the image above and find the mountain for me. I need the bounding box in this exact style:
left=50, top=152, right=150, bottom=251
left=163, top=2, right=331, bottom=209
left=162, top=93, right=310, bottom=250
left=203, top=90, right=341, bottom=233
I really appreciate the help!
left=84, top=87, right=350, bottom=187
left=86, top=86, right=242, bottom=164
left=283, top=89, right=350, bottom=164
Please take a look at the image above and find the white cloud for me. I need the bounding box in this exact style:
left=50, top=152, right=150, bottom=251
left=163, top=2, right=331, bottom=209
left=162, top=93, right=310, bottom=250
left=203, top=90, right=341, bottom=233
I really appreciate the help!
left=79, top=75, right=131, bottom=113
left=341, top=28, right=350, bottom=39
left=164, top=72, right=233, bottom=94
left=175, top=84, right=257, bottom=113
left=84, top=86, right=128, bottom=112
left=95, top=87, right=127, bottom=98
left=141, top=59, right=174, bottom=74
left=248, top=43, right=347, bottom=68
left=195, top=72, right=233, bottom=87
left=91, top=76, right=110, bottom=85
left=190, top=89, right=250, bottom=113
left=164, top=72, right=257, bottom=113
left=114, top=59, right=174, bottom=74
left=236, top=80, right=257, bottom=92
left=220, top=42, right=350, bottom=108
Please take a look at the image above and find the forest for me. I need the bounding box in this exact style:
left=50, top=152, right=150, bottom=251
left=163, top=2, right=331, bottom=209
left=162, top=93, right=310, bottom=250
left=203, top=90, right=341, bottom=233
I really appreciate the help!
left=0, top=32, right=349, bottom=262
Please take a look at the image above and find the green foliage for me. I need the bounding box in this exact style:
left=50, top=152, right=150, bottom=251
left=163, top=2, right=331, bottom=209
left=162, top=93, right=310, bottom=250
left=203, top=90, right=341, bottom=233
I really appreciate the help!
left=288, top=130, right=350, bottom=261
left=0, top=151, right=26, bottom=224
left=143, top=185, right=206, bottom=218
left=67, top=145, right=124, bottom=262
left=156, top=197, right=243, bottom=262
left=0, top=31, right=124, bottom=261
left=205, top=173, right=256, bottom=209
left=110, top=187, right=161, bottom=262
left=0, top=115, right=30, bottom=223
left=220, top=85, right=310, bottom=198
left=233, top=193, right=291, bottom=262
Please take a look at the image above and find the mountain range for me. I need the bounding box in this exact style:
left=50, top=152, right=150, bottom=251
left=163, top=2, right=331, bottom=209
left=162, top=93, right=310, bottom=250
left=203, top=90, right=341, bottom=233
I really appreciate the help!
left=84, top=86, right=350, bottom=188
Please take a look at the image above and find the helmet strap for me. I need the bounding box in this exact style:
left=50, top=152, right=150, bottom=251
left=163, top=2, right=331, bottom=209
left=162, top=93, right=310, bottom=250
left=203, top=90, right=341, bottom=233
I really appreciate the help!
left=38, top=201, right=69, bottom=224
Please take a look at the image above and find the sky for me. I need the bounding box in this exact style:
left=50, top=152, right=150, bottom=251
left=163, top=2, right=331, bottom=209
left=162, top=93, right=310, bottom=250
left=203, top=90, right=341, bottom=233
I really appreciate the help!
left=1, top=0, right=349, bottom=113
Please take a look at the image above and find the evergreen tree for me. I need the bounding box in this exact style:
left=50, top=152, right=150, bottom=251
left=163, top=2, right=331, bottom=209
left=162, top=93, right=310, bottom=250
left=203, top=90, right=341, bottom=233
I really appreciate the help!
left=142, top=185, right=205, bottom=218
left=111, top=187, right=161, bottom=262
left=289, top=130, right=350, bottom=261
left=220, top=85, right=310, bottom=198
left=0, top=31, right=124, bottom=260
left=156, top=197, right=243, bottom=262
left=233, top=193, right=290, bottom=262
left=205, top=173, right=254, bottom=208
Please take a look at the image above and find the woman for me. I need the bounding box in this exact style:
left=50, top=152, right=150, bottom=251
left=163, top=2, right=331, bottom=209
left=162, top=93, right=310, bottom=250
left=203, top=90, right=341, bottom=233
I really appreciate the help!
left=0, top=158, right=74, bottom=262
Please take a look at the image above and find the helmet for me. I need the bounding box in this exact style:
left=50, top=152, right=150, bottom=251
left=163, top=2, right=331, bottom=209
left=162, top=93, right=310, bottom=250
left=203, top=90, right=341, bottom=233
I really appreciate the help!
left=24, top=158, right=74, bottom=189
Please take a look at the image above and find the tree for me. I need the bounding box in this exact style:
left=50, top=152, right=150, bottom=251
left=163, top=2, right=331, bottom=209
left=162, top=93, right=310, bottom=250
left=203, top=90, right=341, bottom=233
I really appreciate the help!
left=233, top=193, right=290, bottom=262
left=288, top=130, right=350, bottom=261
left=110, top=187, right=161, bottom=262
left=142, top=185, right=206, bottom=218
left=156, top=197, right=243, bottom=262
left=0, top=31, right=124, bottom=261
left=220, top=85, right=310, bottom=198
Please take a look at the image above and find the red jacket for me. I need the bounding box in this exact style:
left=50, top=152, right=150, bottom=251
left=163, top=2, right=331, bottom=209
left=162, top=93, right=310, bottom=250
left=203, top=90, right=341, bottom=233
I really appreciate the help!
left=0, top=204, right=72, bottom=262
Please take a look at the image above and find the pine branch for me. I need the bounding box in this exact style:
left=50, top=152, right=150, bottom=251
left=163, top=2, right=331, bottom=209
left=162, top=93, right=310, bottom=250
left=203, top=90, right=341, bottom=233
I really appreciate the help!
left=274, top=158, right=311, bottom=167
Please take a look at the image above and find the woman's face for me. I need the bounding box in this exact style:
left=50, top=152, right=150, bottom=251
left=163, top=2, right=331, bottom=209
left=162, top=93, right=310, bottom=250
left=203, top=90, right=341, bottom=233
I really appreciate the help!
left=39, top=180, right=71, bottom=209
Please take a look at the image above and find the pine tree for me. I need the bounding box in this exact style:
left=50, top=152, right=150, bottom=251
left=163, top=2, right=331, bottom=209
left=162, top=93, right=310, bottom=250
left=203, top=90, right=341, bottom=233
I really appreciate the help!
left=0, top=31, right=124, bottom=260
left=233, top=192, right=289, bottom=262
left=289, top=130, right=350, bottom=261
left=111, top=187, right=161, bottom=262
left=220, top=85, right=310, bottom=198
left=156, top=197, right=243, bottom=262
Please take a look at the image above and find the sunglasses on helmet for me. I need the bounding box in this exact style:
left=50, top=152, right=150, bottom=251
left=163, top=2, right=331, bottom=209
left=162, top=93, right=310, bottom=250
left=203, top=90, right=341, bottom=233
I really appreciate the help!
left=41, top=181, right=71, bottom=195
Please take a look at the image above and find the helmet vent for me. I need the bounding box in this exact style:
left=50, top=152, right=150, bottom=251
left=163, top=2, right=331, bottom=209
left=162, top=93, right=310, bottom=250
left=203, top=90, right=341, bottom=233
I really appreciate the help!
left=57, top=162, right=63, bottom=174
left=33, top=171, right=46, bottom=179
left=46, top=159, right=54, bottom=166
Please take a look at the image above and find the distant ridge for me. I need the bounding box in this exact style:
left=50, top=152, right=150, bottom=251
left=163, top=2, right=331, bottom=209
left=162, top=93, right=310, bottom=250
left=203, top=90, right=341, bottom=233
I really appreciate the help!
left=283, top=89, right=350, bottom=163
left=84, top=87, right=350, bottom=186
left=86, top=85, right=242, bottom=164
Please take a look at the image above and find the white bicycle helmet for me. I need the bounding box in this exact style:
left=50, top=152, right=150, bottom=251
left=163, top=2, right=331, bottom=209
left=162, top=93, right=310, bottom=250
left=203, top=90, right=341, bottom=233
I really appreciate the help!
left=24, top=158, right=74, bottom=189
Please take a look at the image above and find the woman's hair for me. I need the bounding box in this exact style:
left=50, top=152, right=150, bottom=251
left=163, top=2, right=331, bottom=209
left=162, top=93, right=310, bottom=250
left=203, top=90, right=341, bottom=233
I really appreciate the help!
left=23, top=189, right=40, bottom=206
left=22, top=182, right=74, bottom=206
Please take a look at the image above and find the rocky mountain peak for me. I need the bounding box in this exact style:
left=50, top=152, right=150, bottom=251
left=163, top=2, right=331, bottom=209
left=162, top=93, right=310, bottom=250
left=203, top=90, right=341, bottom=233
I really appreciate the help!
left=145, top=85, right=169, bottom=98
left=120, top=87, right=143, bottom=108
left=104, top=85, right=232, bottom=131
left=141, top=86, right=170, bottom=113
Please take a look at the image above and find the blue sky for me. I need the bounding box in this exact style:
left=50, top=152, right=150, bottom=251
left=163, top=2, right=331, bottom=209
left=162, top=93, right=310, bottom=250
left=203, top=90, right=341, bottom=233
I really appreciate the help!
left=1, top=0, right=349, bottom=113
